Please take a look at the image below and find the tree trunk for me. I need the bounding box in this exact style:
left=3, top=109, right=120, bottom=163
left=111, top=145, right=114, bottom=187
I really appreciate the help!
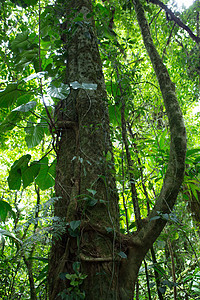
left=48, top=0, right=187, bottom=299
left=48, top=1, right=120, bottom=299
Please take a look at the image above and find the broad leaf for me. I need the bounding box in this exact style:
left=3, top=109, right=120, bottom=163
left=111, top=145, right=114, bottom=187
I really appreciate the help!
left=70, top=81, right=97, bottom=90
left=13, top=101, right=36, bottom=112
left=0, top=200, right=16, bottom=222
left=11, top=31, right=30, bottom=51
left=118, top=251, right=127, bottom=259
left=22, top=161, right=41, bottom=188
left=25, top=124, right=44, bottom=148
left=0, top=111, right=21, bottom=132
left=0, top=84, right=27, bottom=108
left=35, top=158, right=56, bottom=190
left=69, top=220, right=81, bottom=231
left=47, top=82, right=70, bottom=100
left=23, top=72, right=46, bottom=82
left=0, top=101, right=36, bottom=133
left=7, top=154, right=31, bottom=190
left=186, top=148, right=200, bottom=157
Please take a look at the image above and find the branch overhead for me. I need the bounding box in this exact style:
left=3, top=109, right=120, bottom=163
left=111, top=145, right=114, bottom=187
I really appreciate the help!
left=149, top=0, right=200, bottom=44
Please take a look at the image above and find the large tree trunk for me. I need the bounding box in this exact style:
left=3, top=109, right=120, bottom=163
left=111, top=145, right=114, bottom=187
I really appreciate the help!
left=48, top=1, right=120, bottom=299
left=48, top=0, right=187, bottom=299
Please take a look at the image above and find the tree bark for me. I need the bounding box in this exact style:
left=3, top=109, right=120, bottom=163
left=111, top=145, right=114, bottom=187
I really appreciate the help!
left=48, top=1, right=119, bottom=299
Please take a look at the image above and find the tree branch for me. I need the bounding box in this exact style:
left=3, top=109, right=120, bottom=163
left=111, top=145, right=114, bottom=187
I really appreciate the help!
left=133, top=0, right=187, bottom=248
left=149, top=0, right=200, bottom=44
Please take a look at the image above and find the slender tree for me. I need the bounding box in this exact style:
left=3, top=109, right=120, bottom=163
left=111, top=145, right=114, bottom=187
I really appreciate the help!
left=48, top=0, right=187, bottom=299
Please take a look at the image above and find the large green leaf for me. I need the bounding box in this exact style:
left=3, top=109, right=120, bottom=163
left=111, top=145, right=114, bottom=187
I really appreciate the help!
left=7, top=154, right=31, bottom=190
left=0, top=111, right=21, bottom=132
left=108, top=104, right=121, bottom=126
left=11, top=31, right=30, bottom=50
left=13, top=100, right=36, bottom=112
left=0, top=84, right=27, bottom=108
left=22, top=161, right=41, bottom=188
left=0, top=101, right=37, bottom=133
left=0, top=200, right=16, bottom=222
left=25, top=123, right=44, bottom=148
left=47, top=82, right=70, bottom=100
left=35, top=158, right=56, bottom=190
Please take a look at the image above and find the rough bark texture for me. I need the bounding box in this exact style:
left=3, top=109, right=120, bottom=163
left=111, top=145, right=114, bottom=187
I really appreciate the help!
left=48, top=1, right=119, bottom=299
left=48, top=0, right=187, bottom=299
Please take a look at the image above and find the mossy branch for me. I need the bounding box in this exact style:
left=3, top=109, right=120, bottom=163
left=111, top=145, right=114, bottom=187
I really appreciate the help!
left=132, top=0, right=187, bottom=247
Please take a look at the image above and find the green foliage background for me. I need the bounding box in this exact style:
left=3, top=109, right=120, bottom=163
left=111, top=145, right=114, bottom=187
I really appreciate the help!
left=0, top=0, right=199, bottom=299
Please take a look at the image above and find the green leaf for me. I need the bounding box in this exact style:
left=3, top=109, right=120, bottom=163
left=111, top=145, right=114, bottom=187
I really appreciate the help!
left=23, top=72, right=46, bottom=82
left=22, top=161, right=41, bottom=188
left=0, top=84, right=27, bottom=108
left=186, top=148, right=200, bottom=157
left=149, top=216, right=161, bottom=221
left=47, top=82, right=70, bottom=100
left=11, top=31, right=30, bottom=50
left=69, top=220, right=81, bottom=231
left=73, top=261, right=81, bottom=273
left=13, top=101, right=36, bottom=112
left=25, top=124, right=44, bottom=148
left=82, top=83, right=97, bottom=90
left=29, top=256, right=48, bottom=263
left=48, top=159, right=56, bottom=178
left=35, top=158, right=55, bottom=190
left=106, top=151, right=112, bottom=161
left=7, top=166, right=22, bottom=190
left=0, top=100, right=35, bottom=133
left=162, top=279, right=177, bottom=289
left=158, top=286, right=166, bottom=294
left=0, top=111, right=21, bottom=132
left=8, top=155, right=31, bottom=190
left=87, top=189, right=97, bottom=196
left=10, top=0, right=38, bottom=8
left=0, top=200, right=16, bottom=222
left=0, top=229, right=22, bottom=246
left=35, top=265, right=48, bottom=282
left=108, top=104, right=121, bottom=126
left=88, top=199, right=98, bottom=206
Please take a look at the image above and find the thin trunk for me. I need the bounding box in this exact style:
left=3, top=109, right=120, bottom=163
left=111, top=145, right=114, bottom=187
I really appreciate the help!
left=151, top=247, right=164, bottom=300
left=23, top=257, right=37, bottom=300
left=166, top=231, right=177, bottom=300
left=117, top=67, right=141, bottom=228
left=144, top=259, right=152, bottom=300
